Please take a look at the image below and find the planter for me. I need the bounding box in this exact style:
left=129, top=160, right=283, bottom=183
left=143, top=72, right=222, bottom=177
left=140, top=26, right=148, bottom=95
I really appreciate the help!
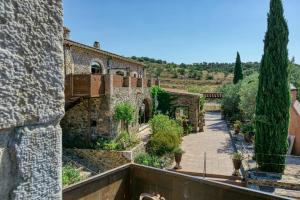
left=232, top=158, right=242, bottom=176
left=244, top=134, right=252, bottom=143
left=174, top=153, right=182, bottom=169
left=234, top=129, right=240, bottom=135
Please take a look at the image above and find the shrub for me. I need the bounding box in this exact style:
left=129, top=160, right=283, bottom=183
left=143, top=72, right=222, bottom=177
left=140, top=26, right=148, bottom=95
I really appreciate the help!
left=147, top=114, right=183, bottom=155
left=220, top=83, right=241, bottom=121
left=134, top=153, right=171, bottom=168
left=95, top=132, right=140, bottom=151
left=238, top=73, right=258, bottom=121
left=151, top=86, right=171, bottom=114
left=62, top=163, right=81, bottom=186
left=232, top=151, right=244, bottom=161
left=115, top=131, right=140, bottom=150
left=173, top=147, right=185, bottom=154
left=206, top=74, right=214, bottom=80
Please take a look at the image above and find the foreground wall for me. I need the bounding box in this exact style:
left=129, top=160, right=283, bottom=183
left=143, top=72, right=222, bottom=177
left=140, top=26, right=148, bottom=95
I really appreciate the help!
left=63, top=164, right=289, bottom=200
left=0, top=1, right=64, bottom=199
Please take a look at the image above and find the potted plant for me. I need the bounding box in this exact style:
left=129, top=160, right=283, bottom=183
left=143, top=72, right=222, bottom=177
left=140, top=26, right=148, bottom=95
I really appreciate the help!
left=233, top=120, right=241, bottom=134
left=241, top=123, right=255, bottom=143
left=173, top=147, right=185, bottom=170
left=232, top=150, right=244, bottom=176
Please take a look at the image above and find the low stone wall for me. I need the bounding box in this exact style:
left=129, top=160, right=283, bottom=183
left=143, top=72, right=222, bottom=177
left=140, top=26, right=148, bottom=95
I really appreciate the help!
left=64, top=149, right=130, bottom=173
left=121, top=142, right=146, bottom=161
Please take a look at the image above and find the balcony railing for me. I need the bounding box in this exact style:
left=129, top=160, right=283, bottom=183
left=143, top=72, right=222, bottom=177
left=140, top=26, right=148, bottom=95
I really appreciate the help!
left=65, top=74, right=158, bottom=99
left=63, top=164, right=289, bottom=200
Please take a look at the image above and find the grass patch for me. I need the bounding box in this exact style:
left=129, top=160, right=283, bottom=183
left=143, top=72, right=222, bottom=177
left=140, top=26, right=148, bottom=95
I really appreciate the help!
left=62, top=163, right=81, bottom=186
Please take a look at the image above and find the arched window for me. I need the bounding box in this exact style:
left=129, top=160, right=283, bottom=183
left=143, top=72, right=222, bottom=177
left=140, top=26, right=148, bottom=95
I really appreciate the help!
left=116, top=71, right=125, bottom=76
left=91, top=61, right=102, bottom=74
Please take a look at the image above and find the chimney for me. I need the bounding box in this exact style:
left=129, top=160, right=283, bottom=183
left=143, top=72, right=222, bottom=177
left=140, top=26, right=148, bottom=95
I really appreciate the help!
left=63, top=27, right=70, bottom=39
left=291, top=84, right=297, bottom=103
left=93, top=41, right=100, bottom=49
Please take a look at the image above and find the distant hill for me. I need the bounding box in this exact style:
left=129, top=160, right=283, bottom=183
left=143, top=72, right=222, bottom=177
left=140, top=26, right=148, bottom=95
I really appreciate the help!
left=130, top=56, right=260, bottom=92
left=130, top=56, right=300, bottom=95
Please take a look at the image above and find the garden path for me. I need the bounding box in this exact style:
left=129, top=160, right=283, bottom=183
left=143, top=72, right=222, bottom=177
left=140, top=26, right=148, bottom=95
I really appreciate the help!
left=176, top=111, right=234, bottom=177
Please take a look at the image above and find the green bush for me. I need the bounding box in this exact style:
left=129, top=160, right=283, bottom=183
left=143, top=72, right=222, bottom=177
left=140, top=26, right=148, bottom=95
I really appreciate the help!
left=95, top=132, right=140, bottom=151
left=134, top=153, right=171, bottom=168
left=115, top=131, right=140, bottom=150
left=151, top=86, right=171, bottom=114
left=147, top=114, right=183, bottom=155
left=62, top=163, right=81, bottom=186
left=206, top=74, right=214, bottom=80
left=220, top=83, right=241, bottom=122
left=238, top=73, right=258, bottom=121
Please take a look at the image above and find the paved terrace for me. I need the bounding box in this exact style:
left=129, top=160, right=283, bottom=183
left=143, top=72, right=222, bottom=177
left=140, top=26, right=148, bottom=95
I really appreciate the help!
left=177, top=111, right=234, bottom=177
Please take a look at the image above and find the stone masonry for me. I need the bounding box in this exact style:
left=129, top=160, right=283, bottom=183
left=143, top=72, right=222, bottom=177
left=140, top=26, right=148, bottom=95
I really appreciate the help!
left=61, top=33, right=153, bottom=144
left=0, top=1, right=64, bottom=199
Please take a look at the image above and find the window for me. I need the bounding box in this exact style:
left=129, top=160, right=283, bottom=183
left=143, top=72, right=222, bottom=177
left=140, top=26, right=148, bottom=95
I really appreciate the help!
left=116, top=71, right=125, bottom=76
left=91, top=61, right=102, bottom=74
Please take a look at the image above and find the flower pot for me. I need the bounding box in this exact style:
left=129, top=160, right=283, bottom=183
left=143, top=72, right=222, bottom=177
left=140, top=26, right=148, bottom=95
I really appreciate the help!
left=232, top=158, right=242, bottom=176
left=244, top=134, right=252, bottom=143
left=234, top=129, right=240, bottom=135
left=174, top=153, right=182, bottom=169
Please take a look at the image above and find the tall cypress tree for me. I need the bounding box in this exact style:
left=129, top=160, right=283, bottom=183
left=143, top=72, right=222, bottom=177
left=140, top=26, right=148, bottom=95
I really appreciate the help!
left=255, top=0, right=290, bottom=173
left=233, top=52, right=243, bottom=84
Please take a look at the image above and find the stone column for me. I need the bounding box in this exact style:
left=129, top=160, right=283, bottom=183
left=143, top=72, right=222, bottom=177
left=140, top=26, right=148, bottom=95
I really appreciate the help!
left=0, top=1, right=64, bottom=199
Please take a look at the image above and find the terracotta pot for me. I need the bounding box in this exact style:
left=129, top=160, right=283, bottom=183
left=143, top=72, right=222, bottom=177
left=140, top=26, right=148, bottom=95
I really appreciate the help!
left=244, top=134, right=252, bottom=143
left=232, top=158, right=242, bottom=176
left=232, top=159, right=242, bottom=170
left=174, top=153, right=182, bottom=169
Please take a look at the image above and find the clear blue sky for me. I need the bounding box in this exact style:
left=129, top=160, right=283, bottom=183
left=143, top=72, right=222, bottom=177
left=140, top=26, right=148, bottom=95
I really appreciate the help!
left=63, top=0, right=300, bottom=64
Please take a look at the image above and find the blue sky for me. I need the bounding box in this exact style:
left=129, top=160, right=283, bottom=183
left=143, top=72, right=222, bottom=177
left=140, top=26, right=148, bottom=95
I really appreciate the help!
left=63, top=0, right=300, bottom=64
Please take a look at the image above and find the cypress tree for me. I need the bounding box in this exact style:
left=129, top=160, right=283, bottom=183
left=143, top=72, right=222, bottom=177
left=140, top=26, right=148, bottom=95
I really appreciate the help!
left=255, top=0, right=290, bottom=173
left=233, top=52, right=243, bottom=84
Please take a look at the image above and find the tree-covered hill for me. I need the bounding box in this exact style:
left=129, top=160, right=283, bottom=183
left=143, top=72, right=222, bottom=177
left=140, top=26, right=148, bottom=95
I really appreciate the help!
left=130, top=56, right=300, bottom=95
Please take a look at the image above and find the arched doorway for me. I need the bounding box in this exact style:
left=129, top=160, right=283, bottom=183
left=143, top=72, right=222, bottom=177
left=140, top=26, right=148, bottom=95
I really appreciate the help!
left=139, top=99, right=151, bottom=125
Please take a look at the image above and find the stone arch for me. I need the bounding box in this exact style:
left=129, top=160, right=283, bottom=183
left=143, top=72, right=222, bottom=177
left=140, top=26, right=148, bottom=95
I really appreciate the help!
left=139, top=98, right=152, bottom=124
left=90, top=59, right=106, bottom=74
left=115, top=70, right=126, bottom=76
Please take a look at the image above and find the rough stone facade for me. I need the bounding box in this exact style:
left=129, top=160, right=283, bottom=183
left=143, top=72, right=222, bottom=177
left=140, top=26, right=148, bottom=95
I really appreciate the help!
left=0, top=0, right=64, bottom=199
left=167, top=91, right=204, bottom=132
left=62, top=34, right=152, bottom=144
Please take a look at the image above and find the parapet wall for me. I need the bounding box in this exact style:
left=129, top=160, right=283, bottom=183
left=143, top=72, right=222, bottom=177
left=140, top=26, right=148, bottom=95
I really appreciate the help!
left=0, top=0, right=64, bottom=199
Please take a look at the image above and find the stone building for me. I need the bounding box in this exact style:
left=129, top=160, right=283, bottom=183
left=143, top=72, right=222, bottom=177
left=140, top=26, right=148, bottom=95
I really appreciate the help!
left=166, top=90, right=204, bottom=133
left=0, top=0, right=64, bottom=199
left=289, top=84, right=300, bottom=155
left=61, top=28, right=156, bottom=146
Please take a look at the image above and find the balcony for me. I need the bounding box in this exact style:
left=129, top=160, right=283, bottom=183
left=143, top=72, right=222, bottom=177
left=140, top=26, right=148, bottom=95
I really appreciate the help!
left=65, top=74, right=105, bottom=98
left=63, top=164, right=288, bottom=200
left=65, top=74, right=157, bottom=99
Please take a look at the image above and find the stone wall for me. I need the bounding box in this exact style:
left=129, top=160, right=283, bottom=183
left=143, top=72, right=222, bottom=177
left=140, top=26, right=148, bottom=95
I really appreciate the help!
left=0, top=0, right=64, bottom=199
left=65, top=44, right=144, bottom=77
left=168, top=92, right=203, bottom=132
left=61, top=97, right=112, bottom=145
left=64, top=149, right=130, bottom=173
left=61, top=87, right=152, bottom=144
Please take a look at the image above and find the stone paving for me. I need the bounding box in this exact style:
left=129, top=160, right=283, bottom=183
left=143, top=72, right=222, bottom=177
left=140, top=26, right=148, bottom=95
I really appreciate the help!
left=177, top=111, right=234, bottom=176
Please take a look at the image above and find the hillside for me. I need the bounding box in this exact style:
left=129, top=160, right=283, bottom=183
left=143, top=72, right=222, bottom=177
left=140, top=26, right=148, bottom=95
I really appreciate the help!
left=131, top=56, right=260, bottom=93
